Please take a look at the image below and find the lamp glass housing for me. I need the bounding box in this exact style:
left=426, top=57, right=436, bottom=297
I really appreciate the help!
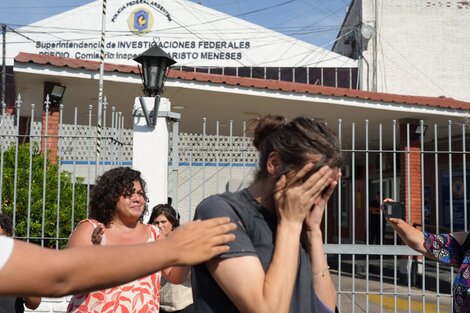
left=134, top=45, right=176, bottom=97
left=142, top=57, right=169, bottom=97
left=415, top=124, right=428, bottom=136
left=50, top=85, right=66, bottom=99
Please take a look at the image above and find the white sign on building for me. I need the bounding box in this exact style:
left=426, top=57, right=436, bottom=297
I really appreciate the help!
left=6, top=0, right=356, bottom=68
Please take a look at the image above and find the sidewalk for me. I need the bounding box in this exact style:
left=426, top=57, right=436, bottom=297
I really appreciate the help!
left=330, top=262, right=453, bottom=312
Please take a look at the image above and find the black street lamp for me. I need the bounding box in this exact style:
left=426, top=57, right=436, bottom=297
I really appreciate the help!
left=134, top=45, right=176, bottom=126
left=44, top=82, right=66, bottom=111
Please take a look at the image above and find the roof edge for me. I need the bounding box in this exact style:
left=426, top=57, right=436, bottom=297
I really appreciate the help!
left=14, top=52, right=470, bottom=111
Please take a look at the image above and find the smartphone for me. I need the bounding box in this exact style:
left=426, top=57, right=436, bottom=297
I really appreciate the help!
left=382, top=201, right=404, bottom=219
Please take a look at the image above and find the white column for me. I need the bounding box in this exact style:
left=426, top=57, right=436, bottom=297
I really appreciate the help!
left=132, top=97, right=170, bottom=221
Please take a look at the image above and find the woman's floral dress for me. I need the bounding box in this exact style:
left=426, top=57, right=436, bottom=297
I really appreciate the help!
left=67, top=220, right=162, bottom=313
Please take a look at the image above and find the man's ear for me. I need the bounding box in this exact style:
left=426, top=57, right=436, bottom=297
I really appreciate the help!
left=266, top=151, right=282, bottom=176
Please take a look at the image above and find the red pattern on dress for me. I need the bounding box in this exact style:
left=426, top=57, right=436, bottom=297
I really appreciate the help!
left=67, top=220, right=162, bottom=313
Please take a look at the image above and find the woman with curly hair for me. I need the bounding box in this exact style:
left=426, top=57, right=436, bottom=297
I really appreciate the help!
left=67, top=167, right=190, bottom=313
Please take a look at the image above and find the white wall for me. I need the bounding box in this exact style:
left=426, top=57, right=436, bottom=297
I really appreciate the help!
left=365, top=0, right=470, bottom=101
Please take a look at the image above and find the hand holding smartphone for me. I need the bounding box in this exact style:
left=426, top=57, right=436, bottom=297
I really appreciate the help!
left=381, top=201, right=404, bottom=219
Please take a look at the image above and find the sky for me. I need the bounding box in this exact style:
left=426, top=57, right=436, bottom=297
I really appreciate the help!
left=0, top=0, right=350, bottom=49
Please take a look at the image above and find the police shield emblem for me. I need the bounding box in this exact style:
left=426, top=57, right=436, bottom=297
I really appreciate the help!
left=128, top=8, right=154, bottom=35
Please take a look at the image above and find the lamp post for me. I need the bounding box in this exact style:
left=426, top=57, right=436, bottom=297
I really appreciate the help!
left=132, top=46, right=180, bottom=218
left=133, top=45, right=176, bottom=127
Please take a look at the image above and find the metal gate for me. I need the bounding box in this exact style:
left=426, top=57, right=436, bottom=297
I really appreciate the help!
left=0, top=96, right=130, bottom=248
left=169, top=117, right=468, bottom=313
left=1, top=97, right=469, bottom=312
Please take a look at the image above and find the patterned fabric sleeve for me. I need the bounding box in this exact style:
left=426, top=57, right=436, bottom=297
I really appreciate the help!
left=423, top=231, right=464, bottom=266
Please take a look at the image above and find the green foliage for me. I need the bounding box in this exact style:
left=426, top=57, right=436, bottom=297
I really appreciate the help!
left=1, top=143, right=88, bottom=248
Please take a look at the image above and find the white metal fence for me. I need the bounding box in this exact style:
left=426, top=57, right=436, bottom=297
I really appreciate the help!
left=1, top=97, right=469, bottom=313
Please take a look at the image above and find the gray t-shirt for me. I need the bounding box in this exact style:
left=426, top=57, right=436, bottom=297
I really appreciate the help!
left=192, top=188, right=326, bottom=313
left=0, top=296, right=24, bottom=313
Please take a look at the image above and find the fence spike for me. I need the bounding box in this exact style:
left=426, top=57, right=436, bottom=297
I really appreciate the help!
left=15, top=94, right=22, bottom=108
left=44, top=94, right=50, bottom=111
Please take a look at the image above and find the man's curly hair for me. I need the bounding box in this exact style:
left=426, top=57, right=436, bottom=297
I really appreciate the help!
left=89, top=167, right=149, bottom=226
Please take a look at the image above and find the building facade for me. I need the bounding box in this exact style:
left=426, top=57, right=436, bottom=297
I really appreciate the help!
left=2, top=0, right=357, bottom=108
left=1, top=1, right=470, bottom=311
left=333, top=0, right=470, bottom=102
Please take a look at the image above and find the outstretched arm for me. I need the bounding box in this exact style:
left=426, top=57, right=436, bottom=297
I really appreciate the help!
left=157, top=230, right=191, bottom=284
left=386, top=218, right=433, bottom=259
left=0, top=218, right=235, bottom=297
